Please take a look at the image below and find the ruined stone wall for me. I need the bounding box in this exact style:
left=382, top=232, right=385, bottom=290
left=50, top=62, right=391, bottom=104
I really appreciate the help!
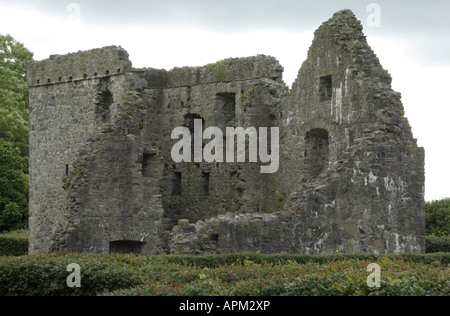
left=29, top=79, right=99, bottom=253
left=158, top=72, right=285, bottom=224
left=27, top=46, right=131, bottom=87
left=168, top=10, right=425, bottom=255
left=29, top=48, right=169, bottom=254
left=277, top=10, right=425, bottom=253
left=152, top=57, right=285, bottom=232
left=28, top=48, right=286, bottom=254
left=28, top=45, right=134, bottom=253
left=28, top=10, right=425, bottom=256
left=61, top=72, right=170, bottom=255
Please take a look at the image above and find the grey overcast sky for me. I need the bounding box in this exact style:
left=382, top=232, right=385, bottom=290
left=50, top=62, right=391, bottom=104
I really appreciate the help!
left=1, top=0, right=449, bottom=201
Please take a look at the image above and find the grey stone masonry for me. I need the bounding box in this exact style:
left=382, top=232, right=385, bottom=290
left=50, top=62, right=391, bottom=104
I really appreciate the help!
left=28, top=46, right=132, bottom=87
left=28, top=10, right=425, bottom=255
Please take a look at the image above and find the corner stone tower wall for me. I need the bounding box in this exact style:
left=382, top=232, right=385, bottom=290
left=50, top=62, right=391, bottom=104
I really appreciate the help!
left=28, top=47, right=168, bottom=254
left=28, top=10, right=425, bottom=255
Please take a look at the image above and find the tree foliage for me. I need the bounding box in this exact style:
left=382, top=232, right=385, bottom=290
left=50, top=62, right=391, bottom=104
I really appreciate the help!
left=0, top=34, right=32, bottom=232
left=0, top=34, right=33, bottom=80
left=0, top=34, right=32, bottom=156
left=0, top=139, right=28, bottom=231
left=426, top=198, right=450, bottom=237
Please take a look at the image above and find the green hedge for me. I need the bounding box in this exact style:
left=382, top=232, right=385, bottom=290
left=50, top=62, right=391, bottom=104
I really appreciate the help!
left=106, top=255, right=450, bottom=297
left=0, top=254, right=142, bottom=296
left=154, top=252, right=450, bottom=267
left=426, top=198, right=450, bottom=236
left=427, top=236, right=450, bottom=253
left=0, top=229, right=28, bottom=256
left=1, top=253, right=449, bottom=296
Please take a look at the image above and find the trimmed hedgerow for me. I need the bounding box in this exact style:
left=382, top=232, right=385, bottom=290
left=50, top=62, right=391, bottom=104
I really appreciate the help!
left=0, top=229, right=28, bottom=257
left=426, top=198, right=450, bottom=237
left=426, top=235, right=450, bottom=253
left=106, top=256, right=450, bottom=297
left=153, top=252, right=450, bottom=267
left=0, top=254, right=142, bottom=296
left=1, top=253, right=449, bottom=296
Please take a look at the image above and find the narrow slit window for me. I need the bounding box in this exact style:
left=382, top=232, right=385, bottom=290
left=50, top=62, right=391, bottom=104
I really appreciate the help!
left=319, top=75, right=333, bottom=102
left=172, top=172, right=182, bottom=196
left=96, top=89, right=113, bottom=121
left=142, top=153, right=158, bottom=178
left=202, top=172, right=210, bottom=196
left=305, top=129, right=329, bottom=177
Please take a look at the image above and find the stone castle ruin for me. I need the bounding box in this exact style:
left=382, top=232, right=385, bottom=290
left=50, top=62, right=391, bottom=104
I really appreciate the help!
left=28, top=10, right=425, bottom=255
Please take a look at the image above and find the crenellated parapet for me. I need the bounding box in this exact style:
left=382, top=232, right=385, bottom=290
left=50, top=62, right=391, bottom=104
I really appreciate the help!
left=27, top=46, right=132, bottom=87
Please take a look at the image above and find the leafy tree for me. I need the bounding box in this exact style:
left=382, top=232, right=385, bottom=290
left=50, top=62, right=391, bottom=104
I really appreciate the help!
left=0, top=66, right=29, bottom=155
left=0, top=139, right=28, bottom=232
left=0, top=34, right=33, bottom=80
left=426, top=198, right=450, bottom=237
left=0, top=34, right=33, bottom=232
left=0, top=34, right=33, bottom=156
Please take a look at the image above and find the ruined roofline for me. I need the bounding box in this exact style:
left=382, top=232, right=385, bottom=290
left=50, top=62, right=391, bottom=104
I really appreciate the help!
left=134, top=55, right=285, bottom=89
left=168, top=54, right=284, bottom=86
left=292, top=9, right=392, bottom=91
left=27, top=46, right=285, bottom=89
